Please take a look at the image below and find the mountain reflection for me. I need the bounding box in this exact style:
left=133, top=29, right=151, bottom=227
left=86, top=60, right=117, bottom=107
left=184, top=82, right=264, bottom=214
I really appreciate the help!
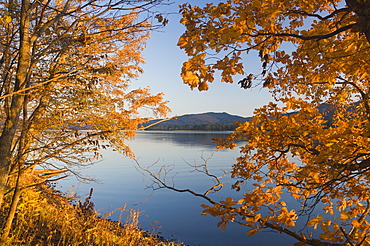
left=137, top=131, right=231, bottom=148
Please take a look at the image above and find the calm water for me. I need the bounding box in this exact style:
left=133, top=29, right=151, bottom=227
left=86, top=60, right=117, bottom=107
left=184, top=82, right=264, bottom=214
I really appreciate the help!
left=57, top=131, right=297, bottom=246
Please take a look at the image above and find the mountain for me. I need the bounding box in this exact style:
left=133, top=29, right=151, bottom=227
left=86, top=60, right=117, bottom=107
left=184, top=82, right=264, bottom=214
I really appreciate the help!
left=144, top=112, right=250, bottom=131
left=143, top=103, right=357, bottom=131
left=148, top=112, right=250, bottom=125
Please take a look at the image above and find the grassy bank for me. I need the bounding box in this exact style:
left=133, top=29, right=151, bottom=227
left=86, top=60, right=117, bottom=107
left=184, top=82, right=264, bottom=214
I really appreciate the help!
left=0, top=175, right=183, bottom=246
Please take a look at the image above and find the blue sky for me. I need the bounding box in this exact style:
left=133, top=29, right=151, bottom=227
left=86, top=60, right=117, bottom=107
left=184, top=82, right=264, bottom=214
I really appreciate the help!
left=134, top=0, right=275, bottom=118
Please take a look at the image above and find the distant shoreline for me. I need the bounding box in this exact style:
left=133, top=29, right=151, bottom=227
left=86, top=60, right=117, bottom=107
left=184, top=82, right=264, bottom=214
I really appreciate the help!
left=143, top=123, right=238, bottom=131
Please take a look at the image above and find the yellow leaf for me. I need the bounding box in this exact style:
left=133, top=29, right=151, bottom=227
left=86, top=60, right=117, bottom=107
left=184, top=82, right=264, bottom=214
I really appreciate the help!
left=352, top=220, right=361, bottom=228
left=294, top=242, right=307, bottom=246
left=308, top=216, right=325, bottom=230
left=279, top=201, right=287, bottom=207
left=246, top=229, right=258, bottom=236
left=198, top=82, right=209, bottom=91
left=4, top=15, right=11, bottom=23
left=338, top=211, right=351, bottom=221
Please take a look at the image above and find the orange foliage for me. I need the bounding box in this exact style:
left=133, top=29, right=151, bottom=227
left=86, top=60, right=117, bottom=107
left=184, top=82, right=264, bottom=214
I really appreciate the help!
left=0, top=0, right=169, bottom=200
left=179, top=0, right=370, bottom=245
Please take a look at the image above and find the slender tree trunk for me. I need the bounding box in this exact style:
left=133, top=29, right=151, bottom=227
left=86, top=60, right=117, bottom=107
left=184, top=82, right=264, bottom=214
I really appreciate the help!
left=0, top=101, right=43, bottom=242
left=0, top=168, right=24, bottom=243
left=0, top=0, right=31, bottom=208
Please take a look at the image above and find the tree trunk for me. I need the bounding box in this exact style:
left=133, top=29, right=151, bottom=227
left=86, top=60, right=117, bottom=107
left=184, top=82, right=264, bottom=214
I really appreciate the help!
left=0, top=0, right=32, bottom=208
left=345, top=0, right=370, bottom=44
left=0, top=168, right=24, bottom=243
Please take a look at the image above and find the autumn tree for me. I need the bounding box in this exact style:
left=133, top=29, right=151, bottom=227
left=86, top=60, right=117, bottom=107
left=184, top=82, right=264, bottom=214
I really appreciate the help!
left=176, top=0, right=370, bottom=245
left=0, top=0, right=170, bottom=240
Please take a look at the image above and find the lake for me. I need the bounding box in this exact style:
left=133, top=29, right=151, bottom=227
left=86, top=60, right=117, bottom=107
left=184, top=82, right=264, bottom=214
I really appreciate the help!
left=57, top=131, right=297, bottom=246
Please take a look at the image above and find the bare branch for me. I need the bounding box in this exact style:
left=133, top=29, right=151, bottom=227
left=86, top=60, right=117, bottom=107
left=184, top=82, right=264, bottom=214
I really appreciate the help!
left=184, top=152, right=228, bottom=196
left=134, top=158, right=223, bottom=205
left=134, top=154, right=346, bottom=245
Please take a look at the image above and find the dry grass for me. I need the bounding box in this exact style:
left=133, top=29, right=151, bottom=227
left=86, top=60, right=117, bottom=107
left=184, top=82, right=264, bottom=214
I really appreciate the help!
left=0, top=176, right=183, bottom=246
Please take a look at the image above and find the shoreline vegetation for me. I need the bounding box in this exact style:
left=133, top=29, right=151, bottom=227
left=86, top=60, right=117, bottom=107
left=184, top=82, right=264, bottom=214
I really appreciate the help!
left=144, top=123, right=239, bottom=131
left=0, top=174, right=184, bottom=246
left=143, top=112, right=250, bottom=131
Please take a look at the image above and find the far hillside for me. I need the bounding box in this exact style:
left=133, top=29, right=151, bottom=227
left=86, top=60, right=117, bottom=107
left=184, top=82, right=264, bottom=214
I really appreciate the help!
left=144, top=112, right=250, bottom=131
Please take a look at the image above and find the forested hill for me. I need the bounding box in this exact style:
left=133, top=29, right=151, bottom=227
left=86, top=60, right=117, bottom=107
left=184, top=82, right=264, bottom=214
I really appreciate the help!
left=144, top=112, right=250, bottom=131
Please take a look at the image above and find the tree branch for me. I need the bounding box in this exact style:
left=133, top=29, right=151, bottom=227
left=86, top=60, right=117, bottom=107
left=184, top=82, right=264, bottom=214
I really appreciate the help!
left=136, top=156, right=345, bottom=245
left=247, top=24, right=356, bottom=41
left=263, top=221, right=342, bottom=246
left=135, top=159, right=217, bottom=205
left=284, top=8, right=350, bottom=21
